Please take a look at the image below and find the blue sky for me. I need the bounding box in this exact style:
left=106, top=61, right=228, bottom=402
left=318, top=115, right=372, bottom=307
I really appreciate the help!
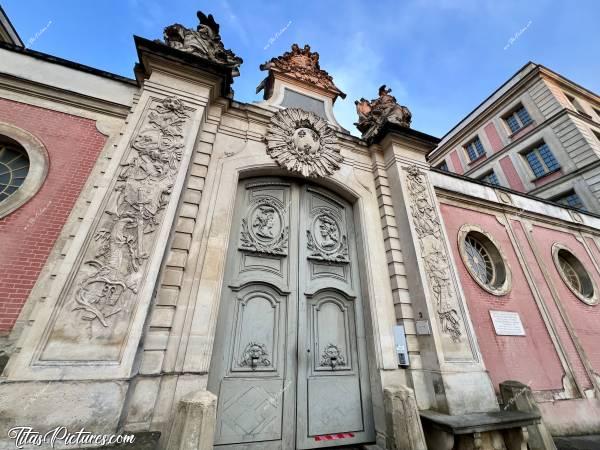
left=4, top=0, right=600, bottom=137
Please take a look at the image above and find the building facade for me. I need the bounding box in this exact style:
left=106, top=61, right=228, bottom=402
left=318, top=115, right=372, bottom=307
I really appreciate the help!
left=429, top=63, right=600, bottom=214
left=2, top=9, right=600, bottom=450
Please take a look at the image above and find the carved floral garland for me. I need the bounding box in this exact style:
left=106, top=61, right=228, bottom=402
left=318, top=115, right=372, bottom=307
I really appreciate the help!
left=71, top=97, right=189, bottom=329
left=405, top=165, right=462, bottom=342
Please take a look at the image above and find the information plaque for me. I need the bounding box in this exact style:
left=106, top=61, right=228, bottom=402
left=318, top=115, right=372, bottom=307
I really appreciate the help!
left=490, top=310, right=525, bottom=336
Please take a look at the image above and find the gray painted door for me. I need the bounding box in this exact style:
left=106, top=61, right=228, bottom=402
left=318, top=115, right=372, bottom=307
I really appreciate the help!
left=208, top=177, right=374, bottom=450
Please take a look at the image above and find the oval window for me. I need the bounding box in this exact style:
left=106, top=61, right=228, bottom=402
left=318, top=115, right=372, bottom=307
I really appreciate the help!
left=553, top=244, right=597, bottom=305
left=459, top=226, right=511, bottom=296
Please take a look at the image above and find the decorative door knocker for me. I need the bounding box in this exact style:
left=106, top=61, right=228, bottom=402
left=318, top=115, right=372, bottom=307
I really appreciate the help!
left=320, top=343, right=345, bottom=369
left=240, top=342, right=271, bottom=369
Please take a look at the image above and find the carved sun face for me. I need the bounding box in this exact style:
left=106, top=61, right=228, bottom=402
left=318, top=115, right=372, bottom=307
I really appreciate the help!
left=266, top=108, right=343, bottom=178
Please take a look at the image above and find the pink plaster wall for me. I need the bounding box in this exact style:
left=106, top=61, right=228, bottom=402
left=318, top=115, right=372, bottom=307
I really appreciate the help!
left=449, top=149, right=463, bottom=174
left=484, top=122, right=503, bottom=153
left=499, top=156, right=526, bottom=192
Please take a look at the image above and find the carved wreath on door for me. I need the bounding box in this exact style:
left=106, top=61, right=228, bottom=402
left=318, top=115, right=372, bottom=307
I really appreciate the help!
left=265, top=108, right=343, bottom=178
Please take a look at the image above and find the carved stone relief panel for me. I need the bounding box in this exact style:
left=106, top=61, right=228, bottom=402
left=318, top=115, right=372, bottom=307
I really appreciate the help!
left=404, top=165, right=474, bottom=359
left=40, top=97, right=193, bottom=362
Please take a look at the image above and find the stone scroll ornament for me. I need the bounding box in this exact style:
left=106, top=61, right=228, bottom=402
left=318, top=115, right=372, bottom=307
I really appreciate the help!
left=354, top=85, right=412, bottom=141
left=239, top=197, right=289, bottom=256
left=159, top=11, right=243, bottom=76
left=69, top=97, right=190, bottom=330
left=405, top=165, right=462, bottom=342
left=265, top=108, right=343, bottom=178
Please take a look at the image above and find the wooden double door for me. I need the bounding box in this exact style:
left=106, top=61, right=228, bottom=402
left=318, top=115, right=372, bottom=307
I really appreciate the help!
left=208, top=177, right=374, bottom=449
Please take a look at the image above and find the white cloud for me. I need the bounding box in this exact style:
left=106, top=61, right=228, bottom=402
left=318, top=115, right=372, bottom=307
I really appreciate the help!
left=329, top=32, right=410, bottom=135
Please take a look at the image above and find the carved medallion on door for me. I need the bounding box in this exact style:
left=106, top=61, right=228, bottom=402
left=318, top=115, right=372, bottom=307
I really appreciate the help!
left=239, top=194, right=289, bottom=256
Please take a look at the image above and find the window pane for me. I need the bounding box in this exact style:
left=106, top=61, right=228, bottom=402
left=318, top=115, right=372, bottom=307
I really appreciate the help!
left=538, top=144, right=560, bottom=172
left=466, top=137, right=485, bottom=161
left=474, top=138, right=485, bottom=157
left=516, top=106, right=532, bottom=127
left=481, top=171, right=500, bottom=185
left=556, top=191, right=586, bottom=211
left=506, top=115, right=520, bottom=133
left=526, top=150, right=545, bottom=177
left=0, top=143, right=30, bottom=202
left=466, top=143, right=477, bottom=161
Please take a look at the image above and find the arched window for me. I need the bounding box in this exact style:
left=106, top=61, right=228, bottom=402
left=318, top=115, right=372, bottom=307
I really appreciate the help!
left=0, top=137, right=30, bottom=202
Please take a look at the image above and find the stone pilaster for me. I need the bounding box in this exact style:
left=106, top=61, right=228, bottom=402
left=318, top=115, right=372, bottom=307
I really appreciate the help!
left=376, top=125, right=498, bottom=415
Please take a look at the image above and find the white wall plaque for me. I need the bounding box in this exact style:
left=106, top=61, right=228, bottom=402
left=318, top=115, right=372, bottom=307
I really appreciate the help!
left=415, top=320, right=431, bottom=335
left=490, top=310, right=525, bottom=336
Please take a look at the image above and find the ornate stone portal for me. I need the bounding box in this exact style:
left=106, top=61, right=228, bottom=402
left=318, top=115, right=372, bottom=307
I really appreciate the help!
left=159, top=11, right=243, bottom=76
left=265, top=108, right=343, bottom=177
left=355, top=85, right=412, bottom=141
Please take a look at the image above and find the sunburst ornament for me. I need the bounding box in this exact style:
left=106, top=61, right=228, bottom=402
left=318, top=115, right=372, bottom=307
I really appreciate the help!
left=265, top=108, right=343, bottom=177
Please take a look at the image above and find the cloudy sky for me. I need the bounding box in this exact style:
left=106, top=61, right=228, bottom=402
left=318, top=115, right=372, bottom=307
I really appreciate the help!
left=4, top=0, right=600, bottom=137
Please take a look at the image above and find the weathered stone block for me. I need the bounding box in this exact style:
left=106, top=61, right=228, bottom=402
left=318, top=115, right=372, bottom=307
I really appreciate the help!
left=166, top=390, right=217, bottom=450
left=499, top=380, right=557, bottom=450
left=384, top=385, right=427, bottom=450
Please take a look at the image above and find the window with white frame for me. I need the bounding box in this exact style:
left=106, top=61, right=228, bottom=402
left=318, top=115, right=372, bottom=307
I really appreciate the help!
left=464, top=136, right=486, bottom=161
left=479, top=170, right=500, bottom=186
left=437, top=161, right=449, bottom=171
left=523, top=142, right=560, bottom=178
left=553, top=190, right=586, bottom=211
left=504, top=104, right=532, bottom=133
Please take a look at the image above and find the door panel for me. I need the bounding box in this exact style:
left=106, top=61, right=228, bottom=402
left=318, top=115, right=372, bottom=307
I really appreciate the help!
left=210, top=178, right=373, bottom=450
left=210, top=179, right=297, bottom=449
left=217, top=377, right=285, bottom=443
left=297, top=186, right=374, bottom=449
